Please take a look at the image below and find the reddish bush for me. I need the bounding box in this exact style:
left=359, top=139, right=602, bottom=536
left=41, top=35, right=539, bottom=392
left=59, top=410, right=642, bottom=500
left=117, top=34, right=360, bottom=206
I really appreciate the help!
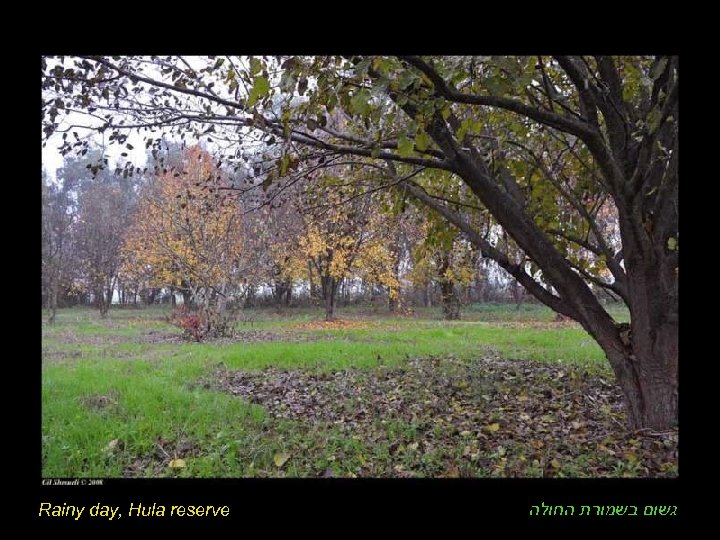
left=168, top=305, right=205, bottom=342
left=168, top=305, right=235, bottom=342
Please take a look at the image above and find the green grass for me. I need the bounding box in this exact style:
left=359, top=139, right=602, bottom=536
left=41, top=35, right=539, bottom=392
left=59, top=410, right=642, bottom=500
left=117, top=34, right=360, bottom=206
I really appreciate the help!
left=42, top=302, right=636, bottom=478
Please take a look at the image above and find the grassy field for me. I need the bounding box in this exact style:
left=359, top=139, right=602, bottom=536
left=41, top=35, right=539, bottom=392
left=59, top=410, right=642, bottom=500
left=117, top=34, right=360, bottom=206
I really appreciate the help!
left=41, top=303, right=677, bottom=478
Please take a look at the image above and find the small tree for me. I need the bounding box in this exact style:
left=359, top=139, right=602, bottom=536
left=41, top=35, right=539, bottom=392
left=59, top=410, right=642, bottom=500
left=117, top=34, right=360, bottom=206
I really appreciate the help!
left=121, top=146, right=245, bottom=336
left=283, top=177, right=398, bottom=321
left=42, top=169, right=78, bottom=324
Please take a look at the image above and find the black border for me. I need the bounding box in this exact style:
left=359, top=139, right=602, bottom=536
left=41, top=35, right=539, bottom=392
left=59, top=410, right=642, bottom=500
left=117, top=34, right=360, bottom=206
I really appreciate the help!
left=27, top=23, right=691, bottom=531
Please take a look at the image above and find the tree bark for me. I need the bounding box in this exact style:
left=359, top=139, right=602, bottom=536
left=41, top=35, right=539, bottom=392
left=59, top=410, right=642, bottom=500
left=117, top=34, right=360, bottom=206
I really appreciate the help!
left=97, top=285, right=110, bottom=318
left=388, top=292, right=399, bottom=313
left=48, top=284, right=58, bottom=325
left=602, top=319, right=677, bottom=431
left=308, top=262, right=318, bottom=301
left=437, top=253, right=461, bottom=320
left=511, top=280, right=524, bottom=311
left=284, top=284, right=292, bottom=306
left=244, top=285, right=256, bottom=308
left=321, top=275, right=338, bottom=321
left=439, top=280, right=461, bottom=320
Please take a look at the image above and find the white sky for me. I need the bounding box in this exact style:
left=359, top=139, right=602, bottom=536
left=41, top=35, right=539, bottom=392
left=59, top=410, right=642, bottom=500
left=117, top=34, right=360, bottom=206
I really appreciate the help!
left=42, top=114, right=150, bottom=181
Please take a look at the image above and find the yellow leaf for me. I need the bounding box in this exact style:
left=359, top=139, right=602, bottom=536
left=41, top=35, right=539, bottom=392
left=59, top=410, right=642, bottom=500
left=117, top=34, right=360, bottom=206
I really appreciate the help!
left=273, top=452, right=290, bottom=468
left=485, top=422, right=500, bottom=432
left=551, top=459, right=561, bottom=469
left=169, top=458, right=186, bottom=469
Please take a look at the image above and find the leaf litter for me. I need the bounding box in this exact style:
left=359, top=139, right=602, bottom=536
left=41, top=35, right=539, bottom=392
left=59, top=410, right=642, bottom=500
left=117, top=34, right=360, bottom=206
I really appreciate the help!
left=202, top=357, right=677, bottom=477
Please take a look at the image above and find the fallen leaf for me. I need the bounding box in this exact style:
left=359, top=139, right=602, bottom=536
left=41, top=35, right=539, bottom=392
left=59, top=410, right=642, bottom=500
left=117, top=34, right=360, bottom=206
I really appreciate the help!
left=444, top=467, right=460, bottom=478
left=104, top=439, right=119, bottom=452
left=485, top=422, right=500, bottom=432
left=551, top=459, right=561, bottom=469
left=623, top=451, right=638, bottom=463
left=273, top=452, right=290, bottom=468
left=169, top=458, right=186, bottom=468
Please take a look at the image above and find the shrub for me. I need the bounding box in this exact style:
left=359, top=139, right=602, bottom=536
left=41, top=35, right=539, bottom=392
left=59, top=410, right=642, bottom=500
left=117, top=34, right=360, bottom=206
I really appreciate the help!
left=168, top=305, right=236, bottom=342
left=168, top=305, right=205, bottom=341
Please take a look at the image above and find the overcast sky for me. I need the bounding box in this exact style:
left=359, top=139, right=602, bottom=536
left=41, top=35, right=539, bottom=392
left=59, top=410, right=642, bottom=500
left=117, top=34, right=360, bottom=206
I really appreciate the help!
left=42, top=114, right=151, bottom=182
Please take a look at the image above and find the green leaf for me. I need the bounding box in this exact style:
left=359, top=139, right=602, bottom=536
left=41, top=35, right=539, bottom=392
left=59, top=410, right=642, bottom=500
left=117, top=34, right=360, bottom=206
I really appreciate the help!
left=397, top=135, right=414, bottom=158
left=667, top=237, right=677, bottom=251
left=485, top=76, right=510, bottom=96
left=247, top=76, right=270, bottom=107
left=415, top=131, right=431, bottom=152
left=350, top=89, right=371, bottom=116
left=398, top=70, right=415, bottom=90
left=249, top=57, right=262, bottom=77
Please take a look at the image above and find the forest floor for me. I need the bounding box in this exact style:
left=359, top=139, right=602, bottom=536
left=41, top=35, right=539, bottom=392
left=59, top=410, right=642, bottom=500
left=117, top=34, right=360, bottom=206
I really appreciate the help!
left=41, top=303, right=677, bottom=478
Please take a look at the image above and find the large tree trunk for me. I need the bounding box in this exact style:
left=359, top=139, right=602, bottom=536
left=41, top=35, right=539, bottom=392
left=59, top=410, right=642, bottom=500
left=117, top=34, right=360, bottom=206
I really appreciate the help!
left=284, top=284, right=292, bottom=306
left=321, top=275, right=338, bottom=321
left=607, top=213, right=678, bottom=429
left=388, top=291, right=399, bottom=313
left=388, top=241, right=402, bottom=313
left=244, top=285, right=256, bottom=308
left=439, top=280, right=461, bottom=320
left=602, top=321, right=677, bottom=431
left=308, top=262, right=318, bottom=301
left=438, top=253, right=461, bottom=320
left=273, top=279, right=292, bottom=307
left=510, top=280, right=524, bottom=311
left=97, top=285, right=110, bottom=318
left=181, top=289, right=191, bottom=307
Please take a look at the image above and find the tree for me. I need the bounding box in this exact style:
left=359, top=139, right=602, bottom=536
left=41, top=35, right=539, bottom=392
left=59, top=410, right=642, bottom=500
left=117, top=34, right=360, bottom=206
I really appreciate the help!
left=74, top=164, right=137, bottom=317
left=121, top=145, right=246, bottom=333
left=280, top=176, right=398, bottom=321
left=42, top=56, right=678, bottom=430
left=409, top=217, right=476, bottom=320
left=42, top=169, right=76, bottom=323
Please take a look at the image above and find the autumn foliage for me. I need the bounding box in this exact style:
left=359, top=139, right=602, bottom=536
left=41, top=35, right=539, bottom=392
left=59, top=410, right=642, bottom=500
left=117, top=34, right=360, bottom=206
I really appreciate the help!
left=121, top=146, right=244, bottom=337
